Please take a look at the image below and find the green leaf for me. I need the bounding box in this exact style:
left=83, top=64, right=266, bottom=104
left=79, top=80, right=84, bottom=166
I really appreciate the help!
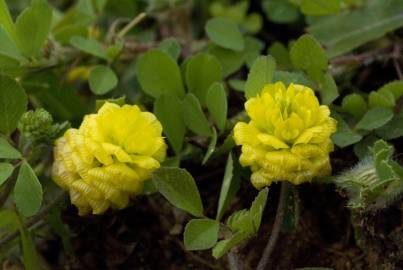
left=216, top=153, right=241, bottom=220
left=355, top=107, right=393, bottom=131
left=15, top=2, right=52, bottom=58
left=70, top=36, right=107, bottom=59
left=331, top=114, right=363, bottom=148
left=250, top=187, right=269, bottom=231
left=0, top=26, right=23, bottom=62
left=341, top=93, right=368, bottom=119
left=52, top=3, right=93, bottom=45
left=154, top=94, right=185, bottom=154
left=290, top=34, right=327, bottom=82
left=0, top=210, right=18, bottom=238
left=377, top=80, right=403, bottom=100
left=23, top=71, right=87, bottom=121
left=206, top=82, right=227, bottom=131
left=185, top=52, right=222, bottom=106
left=244, top=36, right=265, bottom=68
left=88, top=65, right=118, bottom=95
left=106, top=42, right=123, bottom=61
left=262, top=0, right=300, bottom=24
left=153, top=167, right=204, bottom=217
left=308, top=0, right=403, bottom=57
left=16, top=213, right=42, bottom=270
left=245, top=55, right=276, bottom=99
left=181, top=94, right=211, bottom=137
left=368, top=91, right=395, bottom=109
left=184, top=219, right=219, bottom=250
left=205, top=17, right=244, bottom=51
left=202, top=128, right=217, bottom=165
left=0, top=162, right=13, bottom=186
left=208, top=44, right=244, bottom=77
left=268, top=42, right=292, bottom=69
left=376, top=112, right=403, bottom=140
left=226, top=209, right=254, bottom=235
left=0, top=74, right=27, bottom=135
left=212, top=231, right=249, bottom=259
left=300, top=0, right=341, bottom=16
left=158, top=37, right=181, bottom=61
left=95, top=96, right=126, bottom=111
left=137, top=49, right=185, bottom=98
left=353, top=135, right=378, bottom=159
left=0, top=0, right=17, bottom=42
left=229, top=79, right=245, bottom=92
left=13, top=161, right=43, bottom=217
left=0, top=137, right=21, bottom=159
left=319, top=73, right=339, bottom=105
left=272, top=71, right=314, bottom=87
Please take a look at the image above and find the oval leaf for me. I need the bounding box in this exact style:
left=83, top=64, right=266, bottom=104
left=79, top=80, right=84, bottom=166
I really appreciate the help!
left=205, top=17, right=244, bottom=51
left=290, top=34, right=328, bottom=82
left=137, top=49, right=185, bottom=98
left=152, top=167, right=204, bottom=217
left=0, top=137, right=21, bottom=159
left=0, top=74, right=28, bottom=135
left=245, top=55, right=276, bottom=99
left=185, top=52, right=222, bottom=106
left=355, top=107, right=394, bottom=131
left=206, top=82, right=227, bottom=131
left=184, top=219, right=219, bottom=250
left=154, top=94, right=185, bottom=154
left=89, top=65, right=118, bottom=95
left=181, top=94, right=211, bottom=136
left=15, top=2, right=52, bottom=58
left=70, top=36, right=107, bottom=59
left=13, top=161, right=43, bottom=217
left=0, top=162, right=13, bottom=186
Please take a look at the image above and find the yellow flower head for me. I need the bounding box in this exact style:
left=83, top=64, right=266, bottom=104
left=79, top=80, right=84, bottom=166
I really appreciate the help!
left=233, top=82, right=337, bottom=188
left=52, top=102, right=167, bottom=215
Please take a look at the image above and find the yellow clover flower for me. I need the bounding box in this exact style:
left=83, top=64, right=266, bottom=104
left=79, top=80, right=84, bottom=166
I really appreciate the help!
left=233, top=82, right=337, bottom=188
left=52, top=102, right=167, bottom=215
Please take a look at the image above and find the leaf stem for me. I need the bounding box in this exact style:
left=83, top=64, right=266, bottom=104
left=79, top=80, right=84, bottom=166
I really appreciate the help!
left=117, top=12, right=146, bottom=38
left=0, top=191, right=67, bottom=248
left=256, top=182, right=290, bottom=270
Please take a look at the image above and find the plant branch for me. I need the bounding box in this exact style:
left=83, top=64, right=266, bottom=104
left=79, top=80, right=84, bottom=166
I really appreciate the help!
left=117, top=12, right=146, bottom=38
left=227, top=251, right=241, bottom=270
left=0, top=191, right=67, bottom=248
left=256, top=182, right=290, bottom=270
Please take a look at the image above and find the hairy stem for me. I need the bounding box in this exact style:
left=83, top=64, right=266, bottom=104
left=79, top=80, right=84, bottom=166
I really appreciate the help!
left=256, top=182, right=290, bottom=270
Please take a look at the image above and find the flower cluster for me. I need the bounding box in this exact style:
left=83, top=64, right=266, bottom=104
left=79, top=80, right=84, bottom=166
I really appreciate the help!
left=52, top=102, right=167, bottom=215
left=233, top=82, right=337, bottom=188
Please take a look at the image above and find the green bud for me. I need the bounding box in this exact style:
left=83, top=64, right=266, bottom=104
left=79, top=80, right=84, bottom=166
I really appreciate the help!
left=18, top=108, right=53, bottom=137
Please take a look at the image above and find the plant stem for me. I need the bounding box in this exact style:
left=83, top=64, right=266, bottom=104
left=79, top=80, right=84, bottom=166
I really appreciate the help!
left=227, top=251, right=241, bottom=270
left=117, top=12, right=146, bottom=38
left=0, top=191, right=67, bottom=247
left=256, top=182, right=290, bottom=270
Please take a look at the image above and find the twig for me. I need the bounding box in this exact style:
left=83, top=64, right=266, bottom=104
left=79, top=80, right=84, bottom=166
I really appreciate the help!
left=392, top=43, right=403, bottom=79
left=227, top=251, right=241, bottom=270
left=256, top=182, right=290, bottom=270
left=117, top=12, right=146, bottom=38
left=0, top=191, right=67, bottom=247
left=330, top=46, right=392, bottom=66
